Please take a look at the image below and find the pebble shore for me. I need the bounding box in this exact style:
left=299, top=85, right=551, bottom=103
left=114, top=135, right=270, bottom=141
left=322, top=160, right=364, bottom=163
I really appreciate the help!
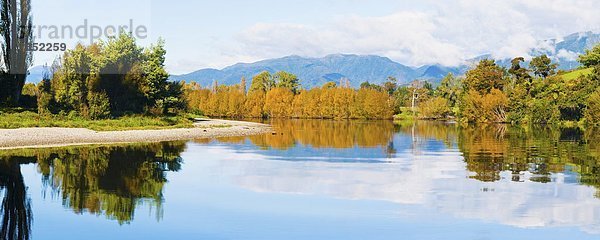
left=0, top=119, right=271, bottom=150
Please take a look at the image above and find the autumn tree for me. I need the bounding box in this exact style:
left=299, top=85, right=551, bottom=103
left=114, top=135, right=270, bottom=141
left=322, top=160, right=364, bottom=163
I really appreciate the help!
left=264, top=87, right=294, bottom=118
left=420, top=97, right=451, bottom=119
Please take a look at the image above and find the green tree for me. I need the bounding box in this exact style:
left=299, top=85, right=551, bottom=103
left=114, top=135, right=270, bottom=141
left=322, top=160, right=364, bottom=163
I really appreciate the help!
left=274, top=71, right=300, bottom=94
left=509, top=57, right=532, bottom=84
left=585, top=88, right=600, bottom=124
left=142, top=39, right=171, bottom=113
left=249, top=71, right=274, bottom=93
left=322, top=81, right=337, bottom=89
left=96, top=33, right=146, bottom=114
left=383, top=77, right=398, bottom=96
left=435, top=73, right=461, bottom=107
left=463, top=59, right=506, bottom=94
left=530, top=54, right=557, bottom=78
left=579, top=44, right=600, bottom=68
left=359, top=81, right=382, bottom=91
left=51, top=44, right=94, bottom=114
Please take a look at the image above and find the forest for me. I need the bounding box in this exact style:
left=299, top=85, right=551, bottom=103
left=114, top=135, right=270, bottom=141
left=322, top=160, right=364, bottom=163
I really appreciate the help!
left=0, top=3, right=598, bottom=125
left=3, top=40, right=600, bottom=125
left=184, top=43, right=600, bottom=124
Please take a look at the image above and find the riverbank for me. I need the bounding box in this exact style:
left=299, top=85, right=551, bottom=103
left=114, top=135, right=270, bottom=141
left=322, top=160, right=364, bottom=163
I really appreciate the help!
left=0, top=119, right=271, bottom=150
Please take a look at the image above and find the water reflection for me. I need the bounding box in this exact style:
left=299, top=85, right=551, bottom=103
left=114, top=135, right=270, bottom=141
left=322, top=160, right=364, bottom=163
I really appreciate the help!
left=1, top=120, right=600, bottom=238
left=202, top=119, right=396, bottom=149
left=195, top=120, right=600, bottom=233
left=457, top=125, right=600, bottom=195
left=0, top=160, right=33, bottom=240
left=0, top=141, right=186, bottom=232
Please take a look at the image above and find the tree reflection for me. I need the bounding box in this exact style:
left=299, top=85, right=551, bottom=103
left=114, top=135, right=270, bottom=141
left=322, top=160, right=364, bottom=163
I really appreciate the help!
left=0, top=159, right=33, bottom=240
left=207, top=119, right=397, bottom=152
left=0, top=141, right=186, bottom=227
left=454, top=125, right=600, bottom=196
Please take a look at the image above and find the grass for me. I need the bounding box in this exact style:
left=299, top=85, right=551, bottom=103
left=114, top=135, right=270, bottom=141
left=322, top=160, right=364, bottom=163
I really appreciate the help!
left=393, top=107, right=417, bottom=121
left=0, top=110, right=195, bottom=131
left=560, top=67, right=593, bottom=81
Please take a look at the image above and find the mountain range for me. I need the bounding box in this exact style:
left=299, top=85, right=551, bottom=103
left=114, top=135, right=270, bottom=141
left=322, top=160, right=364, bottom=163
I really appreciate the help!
left=27, top=32, right=600, bottom=88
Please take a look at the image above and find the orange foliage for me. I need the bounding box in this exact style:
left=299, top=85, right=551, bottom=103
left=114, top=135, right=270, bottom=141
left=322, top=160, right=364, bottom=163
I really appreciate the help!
left=186, top=81, right=395, bottom=119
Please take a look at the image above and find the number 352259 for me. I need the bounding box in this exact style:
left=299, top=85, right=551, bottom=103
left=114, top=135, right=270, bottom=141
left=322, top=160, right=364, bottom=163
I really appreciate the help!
left=28, top=43, right=67, bottom=51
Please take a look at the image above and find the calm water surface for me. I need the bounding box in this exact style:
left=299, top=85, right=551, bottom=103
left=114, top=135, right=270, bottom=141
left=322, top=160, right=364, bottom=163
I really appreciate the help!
left=1, top=120, right=600, bottom=239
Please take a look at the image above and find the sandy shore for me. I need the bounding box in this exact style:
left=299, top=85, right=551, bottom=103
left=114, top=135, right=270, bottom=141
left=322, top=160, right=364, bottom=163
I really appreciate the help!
left=0, top=119, right=271, bottom=150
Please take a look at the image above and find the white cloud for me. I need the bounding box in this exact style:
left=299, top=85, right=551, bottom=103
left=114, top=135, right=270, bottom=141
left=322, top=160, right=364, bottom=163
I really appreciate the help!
left=556, top=49, right=580, bottom=61
left=212, top=0, right=600, bottom=68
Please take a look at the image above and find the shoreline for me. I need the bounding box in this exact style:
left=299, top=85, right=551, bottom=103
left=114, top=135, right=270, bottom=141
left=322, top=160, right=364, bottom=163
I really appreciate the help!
left=0, top=119, right=271, bottom=150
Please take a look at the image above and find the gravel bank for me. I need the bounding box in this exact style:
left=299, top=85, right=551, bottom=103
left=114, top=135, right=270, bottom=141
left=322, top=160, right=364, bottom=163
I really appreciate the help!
left=0, top=119, right=270, bottom=150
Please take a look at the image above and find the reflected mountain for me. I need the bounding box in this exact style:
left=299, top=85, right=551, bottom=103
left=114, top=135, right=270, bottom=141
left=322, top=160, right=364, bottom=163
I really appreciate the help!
left=0, top=142, right=186, bottom=227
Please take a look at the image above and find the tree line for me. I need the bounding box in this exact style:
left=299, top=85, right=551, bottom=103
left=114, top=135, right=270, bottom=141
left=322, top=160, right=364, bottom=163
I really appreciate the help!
left=184, top=43, right=600, bottom=123
left=399, top=44, right=600, bottom=124
left=185, top=71, right=396, bottom=119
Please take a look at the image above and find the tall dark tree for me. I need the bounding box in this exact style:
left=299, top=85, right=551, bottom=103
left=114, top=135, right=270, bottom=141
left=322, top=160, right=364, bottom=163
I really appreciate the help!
left=0, top=0, right=33, bottom=105
left=0, top=161, right=33, bottom=240
left=530, top=54, right=557, bottom=79
left=509, top=57, right=532, bottom=93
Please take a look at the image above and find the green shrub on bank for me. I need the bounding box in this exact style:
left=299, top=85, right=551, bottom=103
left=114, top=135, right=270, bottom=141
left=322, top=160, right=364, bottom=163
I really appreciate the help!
left=585, top=89, right=600, bottom=125
left=0, top=111, right=193, bottom=131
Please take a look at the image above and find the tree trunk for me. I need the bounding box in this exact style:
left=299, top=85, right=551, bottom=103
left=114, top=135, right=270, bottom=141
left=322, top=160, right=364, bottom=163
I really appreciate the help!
left=0, top=0, right=32, bottom=106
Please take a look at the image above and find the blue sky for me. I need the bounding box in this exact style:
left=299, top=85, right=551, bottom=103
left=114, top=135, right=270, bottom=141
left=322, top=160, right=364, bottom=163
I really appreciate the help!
left=32, top=0, right=600, bottom=74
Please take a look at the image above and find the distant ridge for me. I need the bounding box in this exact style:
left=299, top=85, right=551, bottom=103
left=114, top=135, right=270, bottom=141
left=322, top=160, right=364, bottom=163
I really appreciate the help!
left=28, top=32, right=600, bottom=88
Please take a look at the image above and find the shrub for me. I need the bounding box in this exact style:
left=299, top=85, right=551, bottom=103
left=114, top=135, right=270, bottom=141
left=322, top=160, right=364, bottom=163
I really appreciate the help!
left=481, top=89, right=508, bottom=123
left=420, top=97, right=451, bottom=119
left=37, top=92, right=53, bottom=116
left=460, top=90, right=484, bottom=122
left=87, top=91, right=111, bottom=120
left=585, top=88, right=600, bottom=125
left=529, top=98, right=560, bottom=124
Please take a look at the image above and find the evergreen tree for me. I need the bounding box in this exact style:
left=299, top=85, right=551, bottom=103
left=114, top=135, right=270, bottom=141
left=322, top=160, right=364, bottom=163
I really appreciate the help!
left=530, top=54, right=557, bottom=78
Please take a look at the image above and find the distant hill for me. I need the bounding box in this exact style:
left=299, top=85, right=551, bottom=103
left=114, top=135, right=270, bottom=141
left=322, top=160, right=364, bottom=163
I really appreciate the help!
left=28, top=32, right=600, bottom=87
left=170, top=32, right=599, bottom=89
left=170, top=54, right=423, bottom=89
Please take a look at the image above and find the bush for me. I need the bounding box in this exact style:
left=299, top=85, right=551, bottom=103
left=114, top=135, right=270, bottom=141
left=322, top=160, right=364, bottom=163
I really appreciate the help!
left=87, top=91, right=111, bottom=120
left=529, top=98, right=560, bottom=124
left=420, top=97, right=451, bottom=119
left=460, top=90, right=484, bottom=122
left=481, top=89, right=508, bottom=123
left=585, top=89, right=600, bottom=125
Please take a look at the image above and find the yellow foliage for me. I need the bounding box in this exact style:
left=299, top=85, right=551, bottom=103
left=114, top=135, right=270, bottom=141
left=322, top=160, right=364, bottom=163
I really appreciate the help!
left=244, top=91, right=265, bottom=118
left=461, top=88, right=508, bottom=123
left=185, top=81, right=395, bottom=120
left=420, top=97, right=451, bottom=119
left=265, top=88, right=294, bottom=118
